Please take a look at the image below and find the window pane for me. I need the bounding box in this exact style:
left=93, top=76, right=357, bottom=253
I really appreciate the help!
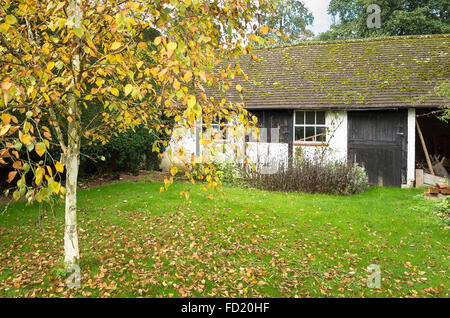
left=316, top=111, right=325, bottom=125
left=203, top=124, right=222, bottom=139
left=295, top=127, right=304, bottom=141
left=220, top=126, right=227, bottom=139
left=316, top=127, right=326, bottom=142
left=305, top=126, right=315, bottom=141
left=295, top=111, right=304, bottom=124
left=211, top=125, right=221, bottom=139
left=305, top=112, right=315, bottom=124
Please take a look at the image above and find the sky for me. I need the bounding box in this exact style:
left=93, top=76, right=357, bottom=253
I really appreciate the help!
left=302, top=0, right=332, bottom=35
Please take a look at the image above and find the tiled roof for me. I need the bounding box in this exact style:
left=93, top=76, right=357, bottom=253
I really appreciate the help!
left=214, top=35, right=450, bottom=109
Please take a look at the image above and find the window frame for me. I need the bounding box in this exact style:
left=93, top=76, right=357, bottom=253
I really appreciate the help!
left=201, top=116, right=229, bottom=142
left=293, top=110, right=327, bottom=145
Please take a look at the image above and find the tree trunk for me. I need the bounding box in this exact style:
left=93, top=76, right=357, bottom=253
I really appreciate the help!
left=64, top=0, right=82, bottom=268
left=64, top=97, right=81, bottom=268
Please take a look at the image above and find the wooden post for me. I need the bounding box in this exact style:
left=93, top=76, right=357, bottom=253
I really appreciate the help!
left=415, top=119, right=435, bottom=175
left=415, top=169, right=424, bottom=187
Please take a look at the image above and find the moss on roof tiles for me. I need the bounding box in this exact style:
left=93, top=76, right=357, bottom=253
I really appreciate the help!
left=212, top=34, right=449, bottom=109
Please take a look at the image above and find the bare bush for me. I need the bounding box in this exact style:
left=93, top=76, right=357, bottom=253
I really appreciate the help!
left=244, top=152, right=369, bottom=195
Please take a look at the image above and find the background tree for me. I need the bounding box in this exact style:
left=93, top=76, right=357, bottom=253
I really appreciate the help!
left=260, top=0, right=313, bottom=45
left=418, top=81, right=450, bottom=122
left=317, top=0, right=450, bottom=41
left=0, top=0, right=270, bottom=269
left=434, top=82, right=450, bottom=122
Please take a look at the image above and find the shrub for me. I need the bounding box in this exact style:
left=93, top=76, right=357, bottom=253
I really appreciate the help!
left=214, top=162, right=244, bottom=185
left=435, top=197, right=450, bottom=224
left=80, top=126, right=167, bottom=175
left=186, top=161, right=243, bottom=185
left=346, top=163, right=370, bottom=194
left=186, top=161, right=210, bottom=181
left=244, top=154, right=369, bottom=195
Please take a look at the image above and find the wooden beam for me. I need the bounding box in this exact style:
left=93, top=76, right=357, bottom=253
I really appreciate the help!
left=424, top=172, right=446, bottom=185
left=415, top=119, right=435, bottom=175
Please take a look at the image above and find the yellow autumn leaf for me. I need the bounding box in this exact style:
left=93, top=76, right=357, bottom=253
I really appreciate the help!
left=187, top=95, right=196, bottom=108
left=173, top=79, right=180, bottom=90
left=111, top=87, right=119, bottom=97
left=50, top=180, right=60, bottom=194
left=167, top=42, right=177, bottom=51
left=24, top=121, right=31, bottom=133
left=183, top=71, right=193, bottom=82
left=260, top=25, right=270, bottom=35
left=55, top=161, right=64, bottom=173
left=5, top=15, right=17, bottom=25
left=0, top=124, right=10, bottom=136
left=1, top=113, right=11, bottom=125
left=95, top=78, right=104, bottom=87
left=35, top=168, right=44, bottom=185
left=46, top=165, right=53, bottom=177
left=47, top=62, right=55, bottom=71
left=236, top=84, right=243, bottom=92
left=1, top=81, right=12, bottom=91
left=170, top=166, right=178, bottom=176
left=35, top=142, right=46, bottom=157
left=20, top=133, right=32, bottom=146
left=124, top=84, right=133, bottom=96
left=110, top=41, right=121, bottom=50
left=198, top=70, right=207, bottom=82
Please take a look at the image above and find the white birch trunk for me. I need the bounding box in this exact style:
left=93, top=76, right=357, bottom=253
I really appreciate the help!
left=64, top=110, right=81, bottom=266
left=64, top=0, right=82, bottom=268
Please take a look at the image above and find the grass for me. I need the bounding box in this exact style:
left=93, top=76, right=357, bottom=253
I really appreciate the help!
left=0, top=181, right=448, bottom=298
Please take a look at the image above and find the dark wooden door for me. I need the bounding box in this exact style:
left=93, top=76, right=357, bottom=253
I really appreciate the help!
left=348, top=110, right=407, bottom=187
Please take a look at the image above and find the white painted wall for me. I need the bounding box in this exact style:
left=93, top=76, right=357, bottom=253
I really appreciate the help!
left=160, top=122, right=248, bottom=171
left=159, top=125, right=196, bottom=172
left=406, top=108, right=416, bottom=186
left=161, top=110, right=348, bottom=172
left=198, top=125, right=247, bottom=165
left=246, top=142, right=289, bottom=173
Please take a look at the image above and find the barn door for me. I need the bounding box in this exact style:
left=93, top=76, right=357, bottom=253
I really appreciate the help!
left=348, top=110, right=407, bottom=187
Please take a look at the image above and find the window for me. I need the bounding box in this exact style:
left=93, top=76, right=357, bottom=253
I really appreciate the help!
left=202, top=116, right=228, bottom=141
left=294, top=111, right=326, bottom=143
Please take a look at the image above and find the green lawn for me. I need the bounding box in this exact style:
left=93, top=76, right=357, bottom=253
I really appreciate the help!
left=0, top=181, right=448, bottom=298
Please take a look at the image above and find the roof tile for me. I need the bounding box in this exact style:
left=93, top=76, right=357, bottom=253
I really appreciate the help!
left=213, top=35, right=450, bottom=109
